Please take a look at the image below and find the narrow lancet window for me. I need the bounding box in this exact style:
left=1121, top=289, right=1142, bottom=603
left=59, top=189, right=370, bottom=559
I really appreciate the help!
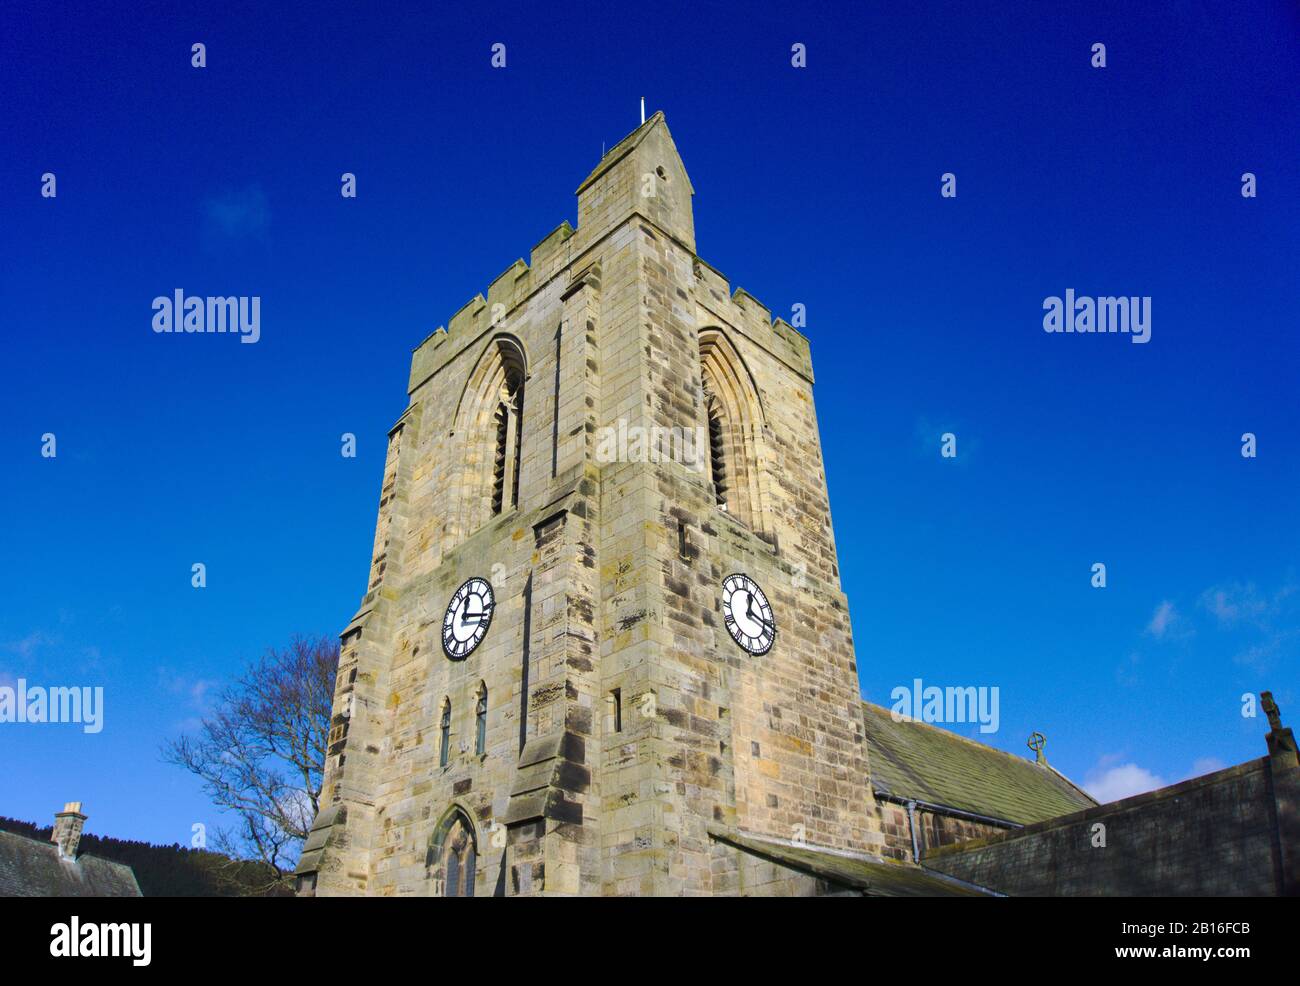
left=491, top=403, right=509, bottom=515
left=475, top=686, right=488, bottom=755
left=706, top=396, right=729, bottom=509
left=439, top=699, right=452, bottom=767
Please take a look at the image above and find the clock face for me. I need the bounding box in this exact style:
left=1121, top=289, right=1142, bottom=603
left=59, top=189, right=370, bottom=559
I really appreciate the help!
left=721, top=573, right=776, bottom=655
left=442, top=577, right=495, bottom=659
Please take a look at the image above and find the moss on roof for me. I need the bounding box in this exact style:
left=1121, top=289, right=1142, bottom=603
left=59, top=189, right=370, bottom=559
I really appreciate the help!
left=709, top=827, right=991, bottom=896
left=861, top=701, right=1096, bottom=825
left=0, top=829, right=142, bottom=897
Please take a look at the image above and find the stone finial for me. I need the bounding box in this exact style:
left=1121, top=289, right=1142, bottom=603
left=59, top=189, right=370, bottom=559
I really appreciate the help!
left=1263, top=691, right=1282, bottom=730
left=1261, top=691, right=1298, bottom=764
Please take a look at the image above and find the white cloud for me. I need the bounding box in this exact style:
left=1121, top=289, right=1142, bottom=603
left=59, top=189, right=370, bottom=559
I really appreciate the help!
left=157, top=667, right=222, bottom=714
left=1087, top=753, right=1240, bottom=804
left=1085, top=760, right=1166, bottom=803
left=1232, top=629, right=1299, bottom=671
left=2, top=631, right=56, bottom=659
left=1145, top=600, right=1177, bottom=638
left=1200, top=583, right=1268, bottom=627
left=1199, top=578, right=1299, bottom=672
left=1190, top=757, right=1226, bottom=777
left=1198, top=579, right=1295, bottom=628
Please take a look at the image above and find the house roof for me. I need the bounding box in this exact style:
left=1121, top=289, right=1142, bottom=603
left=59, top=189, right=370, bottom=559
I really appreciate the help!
left=0, top=829, right=142, bottom=897
left=708, top=826, right=992, bottom=896
left=861, top=701, right=1096, bottom=825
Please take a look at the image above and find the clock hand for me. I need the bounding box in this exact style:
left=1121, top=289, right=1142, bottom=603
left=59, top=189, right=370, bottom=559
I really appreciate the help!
left=460, top=599, right=485, bottom=627
left=745, top=595, right=771, bottom=631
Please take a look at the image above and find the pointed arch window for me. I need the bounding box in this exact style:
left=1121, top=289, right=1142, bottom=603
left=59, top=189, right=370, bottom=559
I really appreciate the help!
left=439, top=698, right=452, bottom=767
left=491, top=403, right=509, bottom=515
left=429, top=809, right=478, bottom=897
left=705, top=392, right=729, bottom=509
left=446, top=848, right=460, bottom=894
left=699, top=329, right=765, bottom=531
left=451, top=335, right=529, bottom=539
left=490, top=369, right=525, bottom=516
left=475, top=684, right=488, bottom=756
left=510, top=375, right=525, bottom=510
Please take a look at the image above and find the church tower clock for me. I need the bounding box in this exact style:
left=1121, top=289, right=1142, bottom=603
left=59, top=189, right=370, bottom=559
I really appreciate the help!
left=295, top=113, right=886, bottom=896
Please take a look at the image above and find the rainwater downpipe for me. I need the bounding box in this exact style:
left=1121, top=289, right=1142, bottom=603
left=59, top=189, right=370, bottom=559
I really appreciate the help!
left=906, top=800, right=920, bottom=863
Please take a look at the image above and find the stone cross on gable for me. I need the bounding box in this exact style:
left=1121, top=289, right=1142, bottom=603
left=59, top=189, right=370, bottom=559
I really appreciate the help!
left=1027, top=731, right=1047, bottom=765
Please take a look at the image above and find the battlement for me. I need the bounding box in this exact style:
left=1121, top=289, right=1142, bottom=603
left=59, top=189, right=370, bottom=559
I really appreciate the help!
left=531, top=220, right=575, bottom=271
left=691, top=257, right=813, bottom=382
left=408, top=112, right=812, bottom=393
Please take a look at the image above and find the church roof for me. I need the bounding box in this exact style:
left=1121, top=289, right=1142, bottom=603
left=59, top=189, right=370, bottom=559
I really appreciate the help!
left=861, top=701, right=1096, bottom=825
left=708, top=826, right=993, bottom=896
left=0, top=828, right=142, bottom=897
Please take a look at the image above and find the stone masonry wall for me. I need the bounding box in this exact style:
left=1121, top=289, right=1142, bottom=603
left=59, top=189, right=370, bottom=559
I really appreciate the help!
left=875, top=798, right=1011, bottom=862
left=923, top=759, right=1285, bottom=896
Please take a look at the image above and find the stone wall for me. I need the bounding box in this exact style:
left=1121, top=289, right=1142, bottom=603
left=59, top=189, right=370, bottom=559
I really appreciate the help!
left=875, top=798, right=1011, bottom=862
left=923, top=757, right=1292, bottom=896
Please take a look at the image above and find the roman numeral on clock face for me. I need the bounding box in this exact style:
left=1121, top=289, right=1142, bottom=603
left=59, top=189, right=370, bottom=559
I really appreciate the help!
left=443, top=577, right=495, bottom=659
left=720, top=573, right=775, bottom=656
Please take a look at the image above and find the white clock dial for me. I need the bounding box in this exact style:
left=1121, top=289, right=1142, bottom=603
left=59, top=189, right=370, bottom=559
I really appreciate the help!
left=721, top=573, right=776, bottom=655
left=442, top=577, right=495, bottom=659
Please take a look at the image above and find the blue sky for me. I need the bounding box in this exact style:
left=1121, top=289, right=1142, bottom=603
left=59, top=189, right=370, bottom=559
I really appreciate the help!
left=1, top=1, right=1296, bottom=845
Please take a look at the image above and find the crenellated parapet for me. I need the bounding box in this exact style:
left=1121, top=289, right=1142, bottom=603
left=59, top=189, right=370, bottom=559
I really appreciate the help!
left=530, top=219, right=576, bottom=276
left=692, top=256, right=814, bottom=383
left=407, top=222, right=580, bottom=395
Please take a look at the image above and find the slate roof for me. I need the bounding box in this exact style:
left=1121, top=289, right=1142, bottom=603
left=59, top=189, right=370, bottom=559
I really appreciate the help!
left=708, top=827, right=993, bottom=896
left=861, top=701, right=1096, bottom=825
left=0, top=828, right=142, bottom=897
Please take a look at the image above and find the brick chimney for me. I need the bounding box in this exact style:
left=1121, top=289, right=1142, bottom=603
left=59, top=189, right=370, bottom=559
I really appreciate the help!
left=51, top=801, right=87, bottom=860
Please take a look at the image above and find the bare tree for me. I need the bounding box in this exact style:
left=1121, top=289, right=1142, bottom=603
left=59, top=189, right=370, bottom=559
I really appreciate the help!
left=163, top=635, right=336, bottom=894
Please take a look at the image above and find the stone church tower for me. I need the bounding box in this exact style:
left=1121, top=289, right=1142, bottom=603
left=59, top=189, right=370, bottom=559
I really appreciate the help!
left=296, top=113, right=887, bottom=896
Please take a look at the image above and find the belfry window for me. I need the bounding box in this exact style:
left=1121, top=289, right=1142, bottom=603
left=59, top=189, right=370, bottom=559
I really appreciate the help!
left=475, top=685, right=488, bottom=756
left=451, top=334, right=531, bottom=539
left=510, top=377, right=524, bottom=509
left=698, top=328, right=765, bottom=532
left=705, top=393, right=729, bottom=510
left=491, top=403, right=509, bottom=515
left=439, top=699, right=452, bottom=767
left=491, top=370, right=525, bottom=516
